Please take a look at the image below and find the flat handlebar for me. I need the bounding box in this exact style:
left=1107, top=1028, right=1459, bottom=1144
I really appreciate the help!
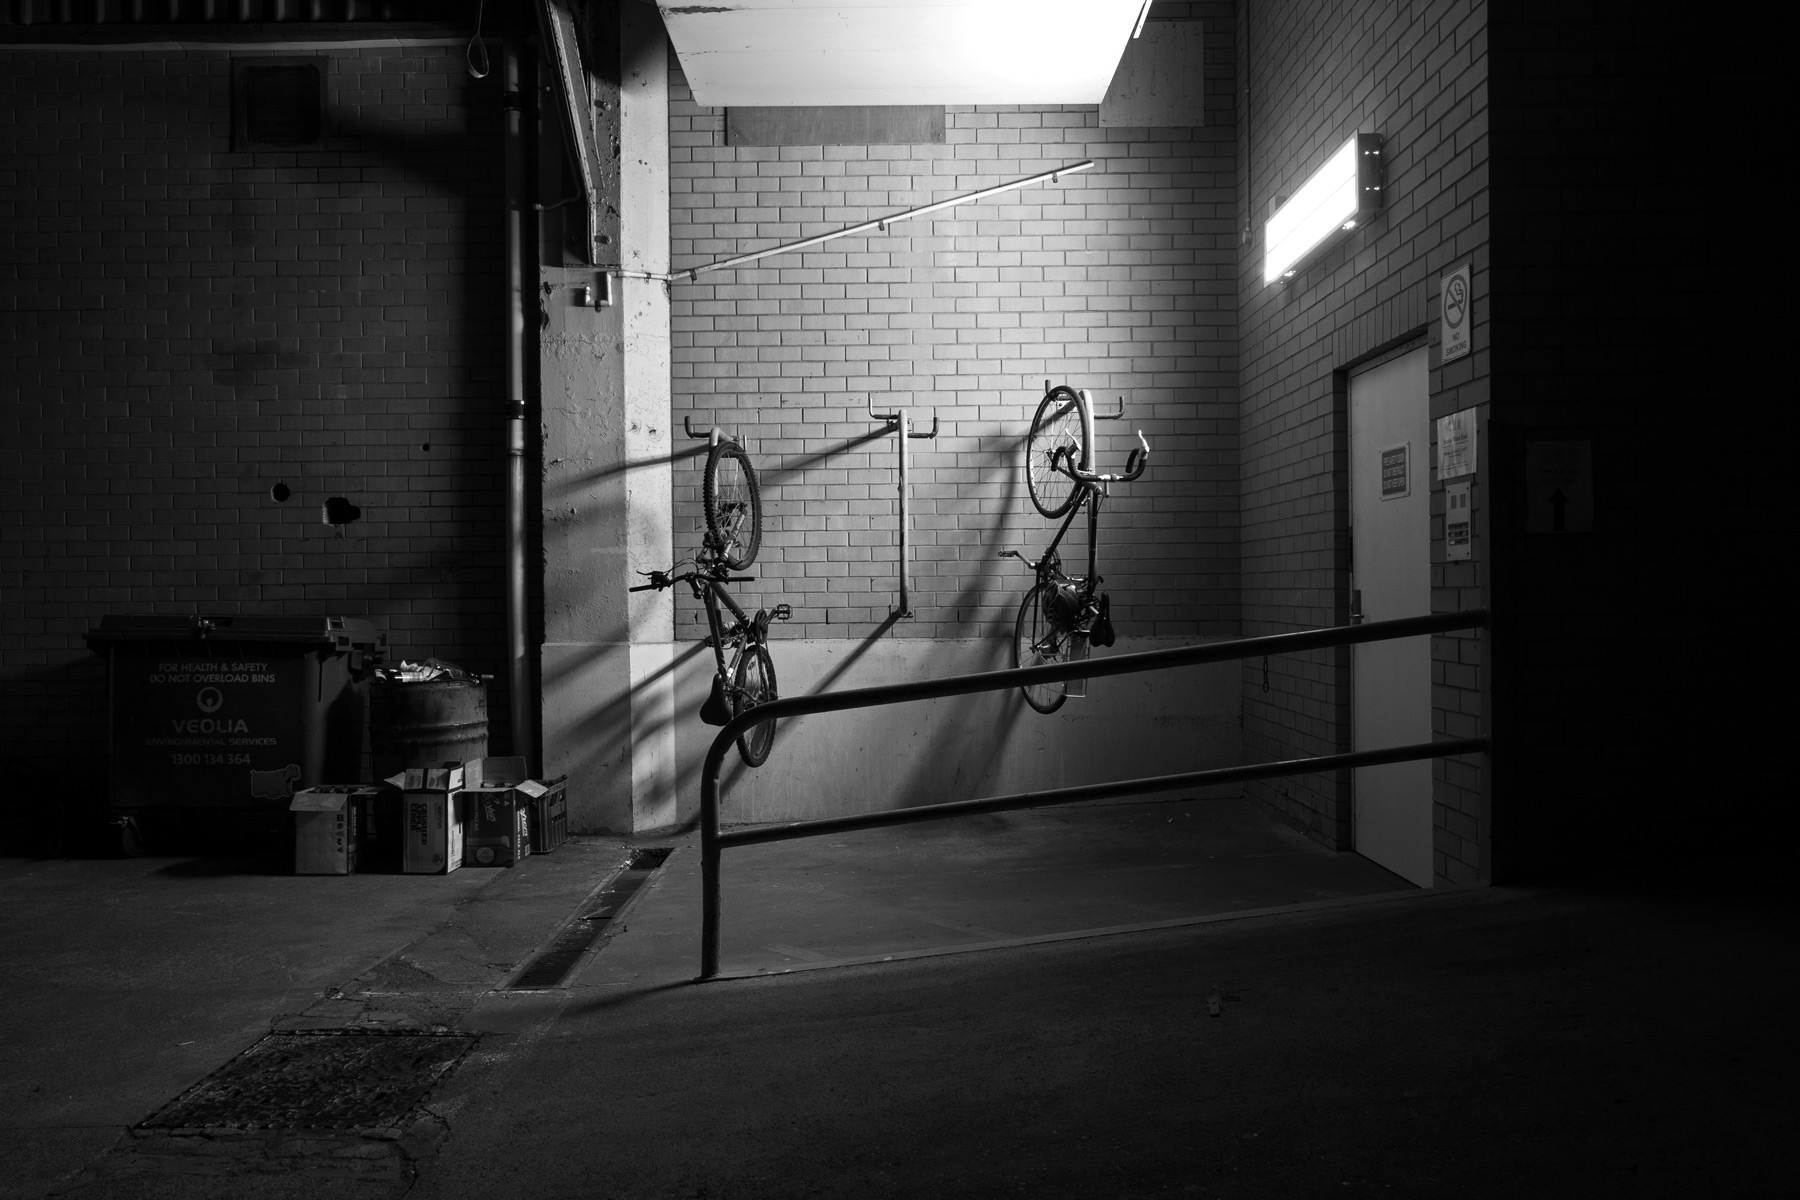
left=630, top=570, right=755, bottom=592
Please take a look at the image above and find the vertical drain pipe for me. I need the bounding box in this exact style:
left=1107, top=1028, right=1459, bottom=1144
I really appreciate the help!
left=502, top=40, right=536, bottom=772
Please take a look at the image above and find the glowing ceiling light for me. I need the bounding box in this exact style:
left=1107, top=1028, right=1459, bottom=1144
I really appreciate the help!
left=1263, top=133, right=1385, bottom=285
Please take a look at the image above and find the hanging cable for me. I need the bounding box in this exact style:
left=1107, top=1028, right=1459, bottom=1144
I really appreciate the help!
left=466, top=0, right=490, bottom=79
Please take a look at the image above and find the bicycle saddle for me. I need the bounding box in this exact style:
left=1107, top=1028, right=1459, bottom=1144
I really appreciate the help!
left=1091, top=593, right=1116, bottom=648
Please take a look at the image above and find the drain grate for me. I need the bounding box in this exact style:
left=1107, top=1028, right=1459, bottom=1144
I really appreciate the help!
left=139, top=1030, right=476, bottom=1132
left=507, top=846, right=672, bottom=990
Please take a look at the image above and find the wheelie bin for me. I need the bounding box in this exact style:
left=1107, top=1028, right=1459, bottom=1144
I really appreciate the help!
left=85, top=615, right=385, bottom=854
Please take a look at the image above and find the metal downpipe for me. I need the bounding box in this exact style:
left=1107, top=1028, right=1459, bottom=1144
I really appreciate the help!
left=502, top=40, right=536, bottom=773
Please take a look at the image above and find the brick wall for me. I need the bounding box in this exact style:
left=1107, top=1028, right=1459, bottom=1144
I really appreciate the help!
left=665, top=5, right=1240, bottom=646
left=1484, top=9, right=1782, bottom=880
left=0, top=46, right=511, bottom=780
left=1236, top=0, right=1489, bottom=879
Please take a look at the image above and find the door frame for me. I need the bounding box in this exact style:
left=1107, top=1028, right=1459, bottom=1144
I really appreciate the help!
left=1329, top=331, right=1430, bottom=857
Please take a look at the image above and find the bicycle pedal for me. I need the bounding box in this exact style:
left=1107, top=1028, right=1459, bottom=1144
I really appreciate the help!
left=772, top=603, right=792, bottom=621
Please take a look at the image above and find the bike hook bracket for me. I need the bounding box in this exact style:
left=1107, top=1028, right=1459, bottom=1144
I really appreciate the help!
left=683, top=415, right=731, bottom=446
left=867, top=402, right=939, bottom=439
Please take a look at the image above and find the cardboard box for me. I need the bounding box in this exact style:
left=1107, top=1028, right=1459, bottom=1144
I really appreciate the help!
left=464, top=786, right=531, bottom=867
left=460, top=760, right=538, bottom=867
left=387, top=762, right=465, bottom=874
left=356, top=786, right=403, bottom=873
left=459, top=759, right=564, bottom=858
left=525, top=776, right=568, bottom=854
left=470, top=756, right=528, bottom=786
left=393, top=762, right=465, bottom=793
left=291, top=786, right=363, bottom=875
left=401, top=792, right=463, bottom=874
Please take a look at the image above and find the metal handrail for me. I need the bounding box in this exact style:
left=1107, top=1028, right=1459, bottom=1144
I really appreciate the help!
left=669, top=161, right=1096, bottom=281
left=698, top=609, right=1490, bottom=978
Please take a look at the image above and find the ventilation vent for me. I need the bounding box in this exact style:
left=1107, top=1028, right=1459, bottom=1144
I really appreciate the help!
left=234, top=58, right=326, bottom=151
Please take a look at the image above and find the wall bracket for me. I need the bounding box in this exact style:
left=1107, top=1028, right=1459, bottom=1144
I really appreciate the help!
left=868, top=404, right=940, bottom=618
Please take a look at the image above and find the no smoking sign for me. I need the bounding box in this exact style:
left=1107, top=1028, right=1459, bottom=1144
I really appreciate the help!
left=1442, top=263, right=1471, bottom=362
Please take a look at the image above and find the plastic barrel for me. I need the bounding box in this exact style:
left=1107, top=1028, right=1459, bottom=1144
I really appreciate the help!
left=370, top=677, right=489, bottom=779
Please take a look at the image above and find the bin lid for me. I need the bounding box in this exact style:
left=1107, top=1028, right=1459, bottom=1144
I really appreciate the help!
left=85, top=615, right=386, bottom=655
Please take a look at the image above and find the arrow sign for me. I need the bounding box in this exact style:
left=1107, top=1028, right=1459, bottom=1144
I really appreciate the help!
left=1527, top=442, right=1592, bottom=534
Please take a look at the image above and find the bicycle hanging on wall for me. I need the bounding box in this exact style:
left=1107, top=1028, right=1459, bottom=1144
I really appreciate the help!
left=631, top=426, right=790, bottom=766
left=1002, top=383, right=1149, bottom=714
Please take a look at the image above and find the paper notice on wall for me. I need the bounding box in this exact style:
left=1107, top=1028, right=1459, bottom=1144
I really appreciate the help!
left=1445, top=481, right=1473, bottom=561
left=1437, top=408, right=1477, bottom=480
left=1380, top=444, right=1411, bottom=499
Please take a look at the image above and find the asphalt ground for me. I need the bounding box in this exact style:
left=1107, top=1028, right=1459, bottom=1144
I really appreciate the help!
left=3, top=797, right=1790, bottom=1199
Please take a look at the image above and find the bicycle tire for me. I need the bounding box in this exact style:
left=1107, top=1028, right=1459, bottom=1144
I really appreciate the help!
left=1013, top=583, right=1069, bottom=714
left=733, top=640, right=778, bottom=766
left=1025, top=386, right=1091, bottom=519
left=703, top=440, right=763, bottom=570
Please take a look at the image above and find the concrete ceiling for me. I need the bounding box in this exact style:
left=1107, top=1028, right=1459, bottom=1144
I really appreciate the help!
left=657, top=0, right=1151, bottom=107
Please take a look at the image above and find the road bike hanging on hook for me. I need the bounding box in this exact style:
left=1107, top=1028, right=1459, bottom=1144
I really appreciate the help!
left=1003, top=384, right=1149, bottom=714
left=632, top=422, right=788, bottom=766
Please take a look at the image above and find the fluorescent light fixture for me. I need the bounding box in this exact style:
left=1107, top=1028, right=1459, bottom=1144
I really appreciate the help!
left=659, top=1, right=1148, bottom=107
left=1263, top=133, right=1384, bottom=285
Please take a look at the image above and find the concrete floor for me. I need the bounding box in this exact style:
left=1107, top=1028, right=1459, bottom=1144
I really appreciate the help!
left=0, top=795, right=1790, bottom=1199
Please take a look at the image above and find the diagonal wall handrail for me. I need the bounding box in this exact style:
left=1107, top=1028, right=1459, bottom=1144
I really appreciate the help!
left=698, top=609, right=1490, bottom=978
left=664, top=161, right=1095, bottom=281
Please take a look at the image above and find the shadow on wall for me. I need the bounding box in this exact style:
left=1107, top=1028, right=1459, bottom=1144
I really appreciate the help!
left=755, top=427, right=892, bottom=488
left=661, top=426, right=1038, bottom=822
left=544, top=441, right=709, bottom=491
left=546, top=409, right=1222, bottom=833
left=667, top=609, right=912, bottom=823
left=541, top=637, right=712, bottom=827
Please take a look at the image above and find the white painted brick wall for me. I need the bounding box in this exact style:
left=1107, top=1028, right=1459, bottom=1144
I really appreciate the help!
left=667, top=18, right=1240, bottom=643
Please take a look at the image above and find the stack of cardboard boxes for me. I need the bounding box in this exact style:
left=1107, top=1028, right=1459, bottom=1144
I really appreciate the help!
left=290, top=757, right=567, bottom=875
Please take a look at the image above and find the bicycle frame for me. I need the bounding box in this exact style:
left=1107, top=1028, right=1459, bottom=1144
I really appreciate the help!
left=632, top=554, right=790, bottom=730
left=1007, top=425, right=1148, bottom=624
left=692, top=570, right=767, bottom=683
left=1030, top=480, right=1108, bottom=601
left=1005, top=415, right=1147, bottom=710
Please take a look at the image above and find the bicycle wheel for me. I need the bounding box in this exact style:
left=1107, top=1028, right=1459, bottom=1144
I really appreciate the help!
left=732, top=641, right=779, bottom=766
left=703, top=440, right=763, bottom=570
left=1013, top=583, right=1069, bottom=714
left=1025, top=385, right=1090, bottom=518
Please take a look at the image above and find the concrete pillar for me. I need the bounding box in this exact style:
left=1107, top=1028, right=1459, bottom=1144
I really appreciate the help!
left=539, top=6, right=673, bottom=835
left=620, top=5, right=675, bottom=831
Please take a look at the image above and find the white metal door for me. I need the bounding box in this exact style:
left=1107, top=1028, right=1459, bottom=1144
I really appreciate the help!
left=1349, top=348, right=1433, bottom=886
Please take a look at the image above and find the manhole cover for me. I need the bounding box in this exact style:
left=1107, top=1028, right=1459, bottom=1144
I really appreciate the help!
left=140, top=1030, right=477, bottom=1131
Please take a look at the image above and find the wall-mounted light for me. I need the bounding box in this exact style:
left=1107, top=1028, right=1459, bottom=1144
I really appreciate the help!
left=1263, top=133, right=1384, bottom=285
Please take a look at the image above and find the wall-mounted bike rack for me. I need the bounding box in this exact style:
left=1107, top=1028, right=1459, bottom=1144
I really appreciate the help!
left=683, top=415, right=734, bottom=447
left=868, top=404, right=940, bottom=618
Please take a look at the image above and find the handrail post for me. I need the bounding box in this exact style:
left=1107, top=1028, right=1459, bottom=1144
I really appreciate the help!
left=897, top=408, right=911, bottom=618
left=700, top=737, right=728, bottom=980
